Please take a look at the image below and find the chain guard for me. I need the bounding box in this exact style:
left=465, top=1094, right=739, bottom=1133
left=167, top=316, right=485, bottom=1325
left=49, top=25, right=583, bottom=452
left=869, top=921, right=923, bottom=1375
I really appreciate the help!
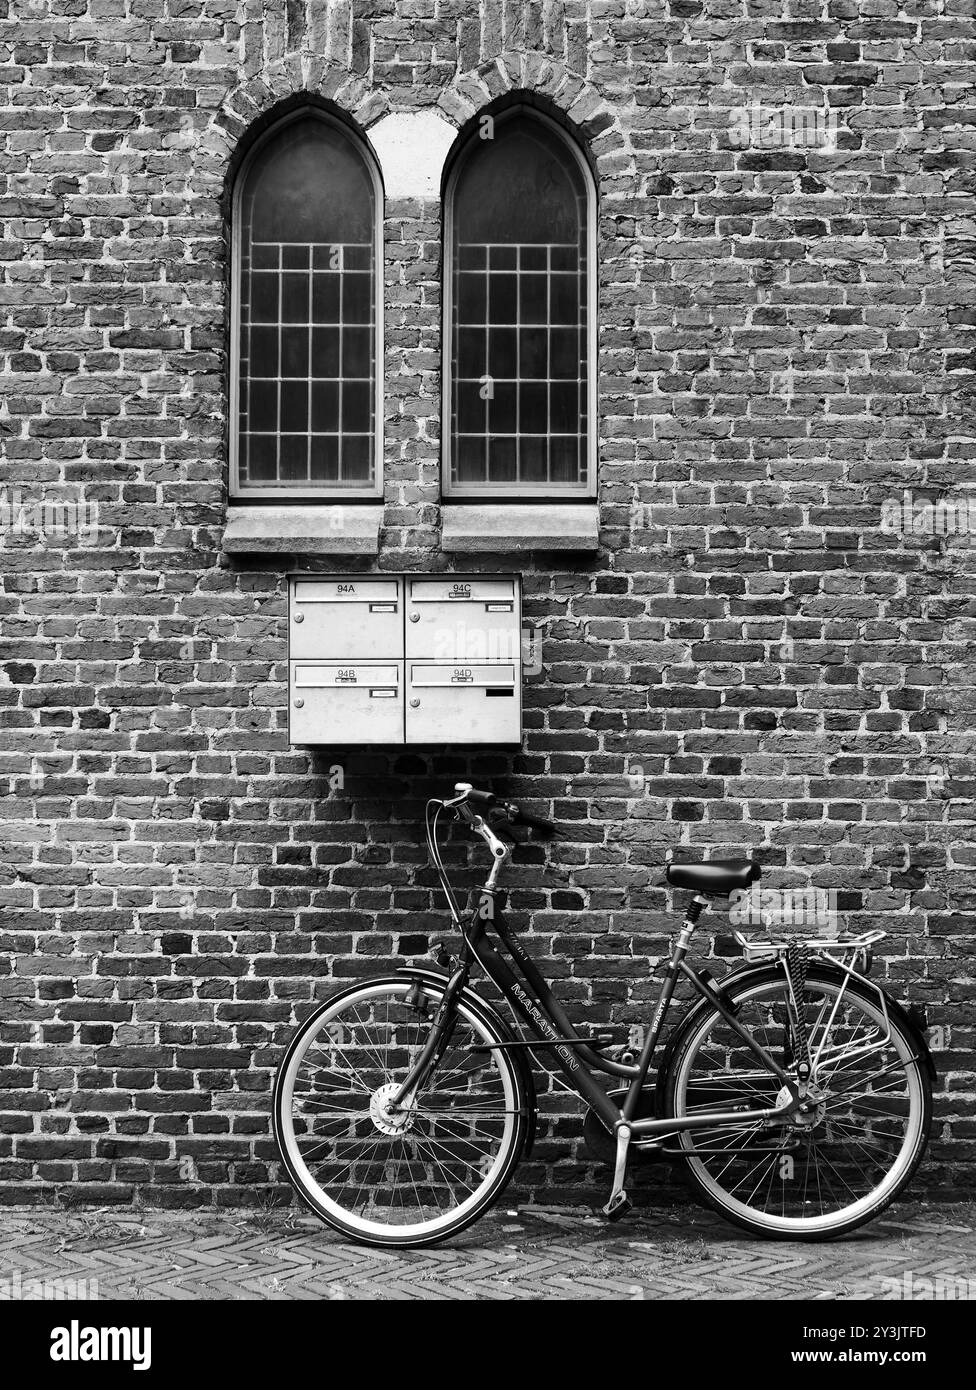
left=582, top=1085, right=665, bottom=1166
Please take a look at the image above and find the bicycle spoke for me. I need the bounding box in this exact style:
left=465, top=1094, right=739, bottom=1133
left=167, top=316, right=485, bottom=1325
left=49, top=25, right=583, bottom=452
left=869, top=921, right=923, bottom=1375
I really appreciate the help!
left=672, top=973, right=925, bottom=1231
left=277, top=983, right=520, bottom=1235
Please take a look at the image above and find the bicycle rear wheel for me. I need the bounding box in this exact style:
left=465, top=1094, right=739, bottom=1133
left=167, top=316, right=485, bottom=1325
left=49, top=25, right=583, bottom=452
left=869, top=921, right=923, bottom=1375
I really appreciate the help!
left=663, top=965, right=931, bottom=1239
left=273, top=977, right=528, bottom=1247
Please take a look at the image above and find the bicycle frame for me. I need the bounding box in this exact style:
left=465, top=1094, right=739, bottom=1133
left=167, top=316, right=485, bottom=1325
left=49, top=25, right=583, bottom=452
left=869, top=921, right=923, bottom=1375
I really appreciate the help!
left=393, top=807, right=801, bottom=1141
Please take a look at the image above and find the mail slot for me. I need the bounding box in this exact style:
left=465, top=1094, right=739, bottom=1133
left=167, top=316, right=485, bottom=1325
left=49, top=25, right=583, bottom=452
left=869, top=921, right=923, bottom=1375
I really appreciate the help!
left=290, top=578, right=402, bottom=660
left=406, top=576, right=521, bottom=661
left=289, top=661, right=403, bottom=745
left=405, top=662, right=520, bottom=744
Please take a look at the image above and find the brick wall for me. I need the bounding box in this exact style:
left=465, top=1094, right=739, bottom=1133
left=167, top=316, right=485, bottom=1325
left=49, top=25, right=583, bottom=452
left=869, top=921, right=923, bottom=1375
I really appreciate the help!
left=1, top=0, right=973, bottom=1207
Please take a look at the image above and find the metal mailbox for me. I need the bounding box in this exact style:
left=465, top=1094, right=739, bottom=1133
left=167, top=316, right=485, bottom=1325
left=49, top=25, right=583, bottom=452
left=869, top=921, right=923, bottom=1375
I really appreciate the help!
left=286, top=573, right=523, bottom=746
left=405, top=576, right=521, bottom=662
left=405, top=662, right=520, bottom=745
left=290, top=577, right=402, bottom=661
left=288, top=661, right=403, bottom=745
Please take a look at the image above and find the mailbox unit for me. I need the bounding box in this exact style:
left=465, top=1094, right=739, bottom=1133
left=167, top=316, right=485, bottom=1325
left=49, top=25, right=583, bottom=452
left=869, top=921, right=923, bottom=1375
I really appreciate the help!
left=288, top=573, right=522, bottom=746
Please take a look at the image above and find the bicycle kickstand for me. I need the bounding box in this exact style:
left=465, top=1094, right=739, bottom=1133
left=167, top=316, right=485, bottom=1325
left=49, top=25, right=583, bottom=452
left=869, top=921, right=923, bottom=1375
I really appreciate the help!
left=601, top=1122, right=632, bottom=1221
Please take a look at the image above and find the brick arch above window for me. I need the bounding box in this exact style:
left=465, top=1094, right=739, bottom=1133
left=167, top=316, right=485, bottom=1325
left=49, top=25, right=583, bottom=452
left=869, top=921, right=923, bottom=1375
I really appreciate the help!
left=205, top=59, right=390, bottom=166
left=435, top=54, right=631, bottom=185
left=203, top=52, right=627, bottom=190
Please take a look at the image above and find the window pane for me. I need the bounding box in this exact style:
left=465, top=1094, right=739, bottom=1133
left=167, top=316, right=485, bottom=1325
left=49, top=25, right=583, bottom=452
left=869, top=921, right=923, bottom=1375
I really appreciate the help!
left=341, top=380, right=372, bottom=433
left=456, top=381, right=486, bottom=433
left=280, top=329, right=308, bottom=378
left=236, top=115, right=377, bottom=494
left=310, top=436, right=339, bottom=481
left=279, top=435, right=308, bottom=482
left=341, top=435, right=371, bottom=481
left=342, top=328, right=371, bottom=378
left=249, top=327, right=278, bottom=378
left=488, top=274, right=517, bottom=325
left=458, top=326, right=487, bottom=373
left=311, top=381, right=339, bottom=431
left=455, top=437, right=487, bottom=484
left=249, top=274, right=278, bottom=323
left=248, top=379, right=277, bottom=432
left=248, top=435, right=277, bottom=482
left=487, top=381, right=517, bottom=434
left=280, top=380, right=308, bottom=432
left=448, top=112, right=590, bottom=493
left=311, top=327, right=341, bottom=378
left=311, top=273, right=340, bottom=323
left=518, top=274, right=547, bottom=325
left=456, top=273, right=486, bottom=324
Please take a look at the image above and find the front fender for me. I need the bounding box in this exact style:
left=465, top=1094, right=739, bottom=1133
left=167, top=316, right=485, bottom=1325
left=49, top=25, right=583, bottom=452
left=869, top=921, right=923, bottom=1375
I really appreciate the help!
left=395, top=965, right=538, bottom=1156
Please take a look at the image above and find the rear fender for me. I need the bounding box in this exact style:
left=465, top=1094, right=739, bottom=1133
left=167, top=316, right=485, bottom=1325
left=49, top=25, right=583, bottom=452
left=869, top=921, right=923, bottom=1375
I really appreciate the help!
left=656, top=960, right=938, bottom=1098
left=395, top=965, right=538, bottom=1156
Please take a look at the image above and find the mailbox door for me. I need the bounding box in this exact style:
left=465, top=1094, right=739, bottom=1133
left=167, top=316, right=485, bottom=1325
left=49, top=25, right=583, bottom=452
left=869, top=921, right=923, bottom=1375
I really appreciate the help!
left=290, top=577, right=403, bottom=660
left=289, top=661, right=403, bottom=744
left=405, top=576, right=520, bottom=661
left=405, top=662, right=520, bottom=744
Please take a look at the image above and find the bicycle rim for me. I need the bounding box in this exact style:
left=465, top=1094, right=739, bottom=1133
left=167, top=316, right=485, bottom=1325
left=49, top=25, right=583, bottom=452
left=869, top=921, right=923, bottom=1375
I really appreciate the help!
left=274, top=981, right=524, bottom=1244
left=668, top=971, right=928, bottom=1237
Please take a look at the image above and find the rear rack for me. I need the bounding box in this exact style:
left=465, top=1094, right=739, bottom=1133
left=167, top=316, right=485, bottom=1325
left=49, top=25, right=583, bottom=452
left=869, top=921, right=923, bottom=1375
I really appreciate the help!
left=733, top=927, right=886, bottom=975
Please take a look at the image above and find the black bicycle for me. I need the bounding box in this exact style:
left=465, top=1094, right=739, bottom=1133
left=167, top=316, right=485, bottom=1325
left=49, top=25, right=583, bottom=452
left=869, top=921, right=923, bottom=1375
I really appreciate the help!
left=273, top=784, right=934, bottom=1247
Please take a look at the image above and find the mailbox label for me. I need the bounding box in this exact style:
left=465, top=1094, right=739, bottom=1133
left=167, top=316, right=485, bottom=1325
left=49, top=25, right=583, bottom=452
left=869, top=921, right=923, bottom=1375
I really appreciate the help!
left=409, top=663, right=516, bottom=688
left=293, top=579, right=399, bottom=604
left=294, top=664, right=400, bottom=688
left=408, top=578, right=515, bottom=604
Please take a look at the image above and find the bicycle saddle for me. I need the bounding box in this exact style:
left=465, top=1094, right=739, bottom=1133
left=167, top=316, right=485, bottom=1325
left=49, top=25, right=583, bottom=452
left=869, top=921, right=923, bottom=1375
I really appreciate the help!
left=665, top=860, right=761, bottom=896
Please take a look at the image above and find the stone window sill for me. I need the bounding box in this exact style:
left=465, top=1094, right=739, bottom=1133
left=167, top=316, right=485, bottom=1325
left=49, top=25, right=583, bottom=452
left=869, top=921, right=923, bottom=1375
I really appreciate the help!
left=221, top=505, right=381, bottom=556
left=440, top=503, right=599, bottom=553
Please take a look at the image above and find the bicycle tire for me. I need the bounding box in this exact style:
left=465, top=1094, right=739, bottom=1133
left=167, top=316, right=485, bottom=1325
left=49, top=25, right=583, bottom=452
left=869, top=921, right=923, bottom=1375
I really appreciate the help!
left=273, top=976, right=529, bottom=1248
left=661, top=964, right=932, bottom=1240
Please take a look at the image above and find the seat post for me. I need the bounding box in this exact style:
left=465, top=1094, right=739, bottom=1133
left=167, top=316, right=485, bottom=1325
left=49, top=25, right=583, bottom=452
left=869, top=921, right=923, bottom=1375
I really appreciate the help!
left=674, top=895, right=710, bottom=958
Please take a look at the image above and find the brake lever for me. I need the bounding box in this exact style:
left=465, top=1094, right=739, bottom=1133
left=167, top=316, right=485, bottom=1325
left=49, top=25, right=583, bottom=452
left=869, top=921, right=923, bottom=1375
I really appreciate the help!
left=485, top=807, right=517, bottom=840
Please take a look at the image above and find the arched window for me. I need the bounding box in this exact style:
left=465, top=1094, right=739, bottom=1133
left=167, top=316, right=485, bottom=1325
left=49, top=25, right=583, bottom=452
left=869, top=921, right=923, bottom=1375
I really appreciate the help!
left=231, top=109, right=382, bottom=499
left=443, top=105, right=596, bottom=498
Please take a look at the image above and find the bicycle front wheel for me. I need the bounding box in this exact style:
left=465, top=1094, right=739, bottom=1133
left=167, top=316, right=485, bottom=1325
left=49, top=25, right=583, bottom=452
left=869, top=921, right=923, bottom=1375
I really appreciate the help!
left=663, top=965, right=931, bottom=1240
left=273, top=977, right=528, bottom=1247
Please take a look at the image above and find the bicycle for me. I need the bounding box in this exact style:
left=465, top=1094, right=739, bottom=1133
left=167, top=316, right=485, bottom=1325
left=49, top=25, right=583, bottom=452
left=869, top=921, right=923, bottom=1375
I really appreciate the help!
left=273, top=783, right=935, bottom=1247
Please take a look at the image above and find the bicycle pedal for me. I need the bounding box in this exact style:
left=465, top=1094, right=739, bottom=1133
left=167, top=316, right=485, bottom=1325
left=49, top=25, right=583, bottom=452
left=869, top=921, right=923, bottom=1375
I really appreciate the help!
left=601, top=1191, right=632, bottom=1222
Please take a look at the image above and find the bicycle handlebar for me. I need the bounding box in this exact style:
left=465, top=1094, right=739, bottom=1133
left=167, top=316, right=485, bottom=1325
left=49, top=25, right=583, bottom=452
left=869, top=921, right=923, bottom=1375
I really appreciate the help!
left=450, top=783, right=557, bottom=836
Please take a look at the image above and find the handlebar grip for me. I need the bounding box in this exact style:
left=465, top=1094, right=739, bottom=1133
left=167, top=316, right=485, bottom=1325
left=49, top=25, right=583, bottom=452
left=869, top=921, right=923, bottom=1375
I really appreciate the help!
left=465, top=788, right=496, bottom=807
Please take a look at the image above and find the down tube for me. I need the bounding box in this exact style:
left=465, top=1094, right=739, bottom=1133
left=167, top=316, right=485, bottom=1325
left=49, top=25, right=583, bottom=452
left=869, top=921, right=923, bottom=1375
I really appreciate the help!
left=492, top=909, right=637, bottom=1080
left=470, top=929, right=621, bottom=1131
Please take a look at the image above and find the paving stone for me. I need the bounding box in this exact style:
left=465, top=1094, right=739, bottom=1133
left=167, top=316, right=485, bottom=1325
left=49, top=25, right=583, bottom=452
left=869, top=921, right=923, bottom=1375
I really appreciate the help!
left=1, top=1202, right=974, bottom=1301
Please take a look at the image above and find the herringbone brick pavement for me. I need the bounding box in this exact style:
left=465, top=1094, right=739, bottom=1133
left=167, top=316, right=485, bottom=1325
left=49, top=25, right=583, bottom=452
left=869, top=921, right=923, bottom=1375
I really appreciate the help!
left=1, top=1203, right=973, bottom=1301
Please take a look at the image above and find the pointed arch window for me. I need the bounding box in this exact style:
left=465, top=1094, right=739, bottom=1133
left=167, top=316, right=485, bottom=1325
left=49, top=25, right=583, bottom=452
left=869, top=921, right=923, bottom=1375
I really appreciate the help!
left=231, top=109, right=383, bottom=499
left=443, top=106, right=596, bottom=498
